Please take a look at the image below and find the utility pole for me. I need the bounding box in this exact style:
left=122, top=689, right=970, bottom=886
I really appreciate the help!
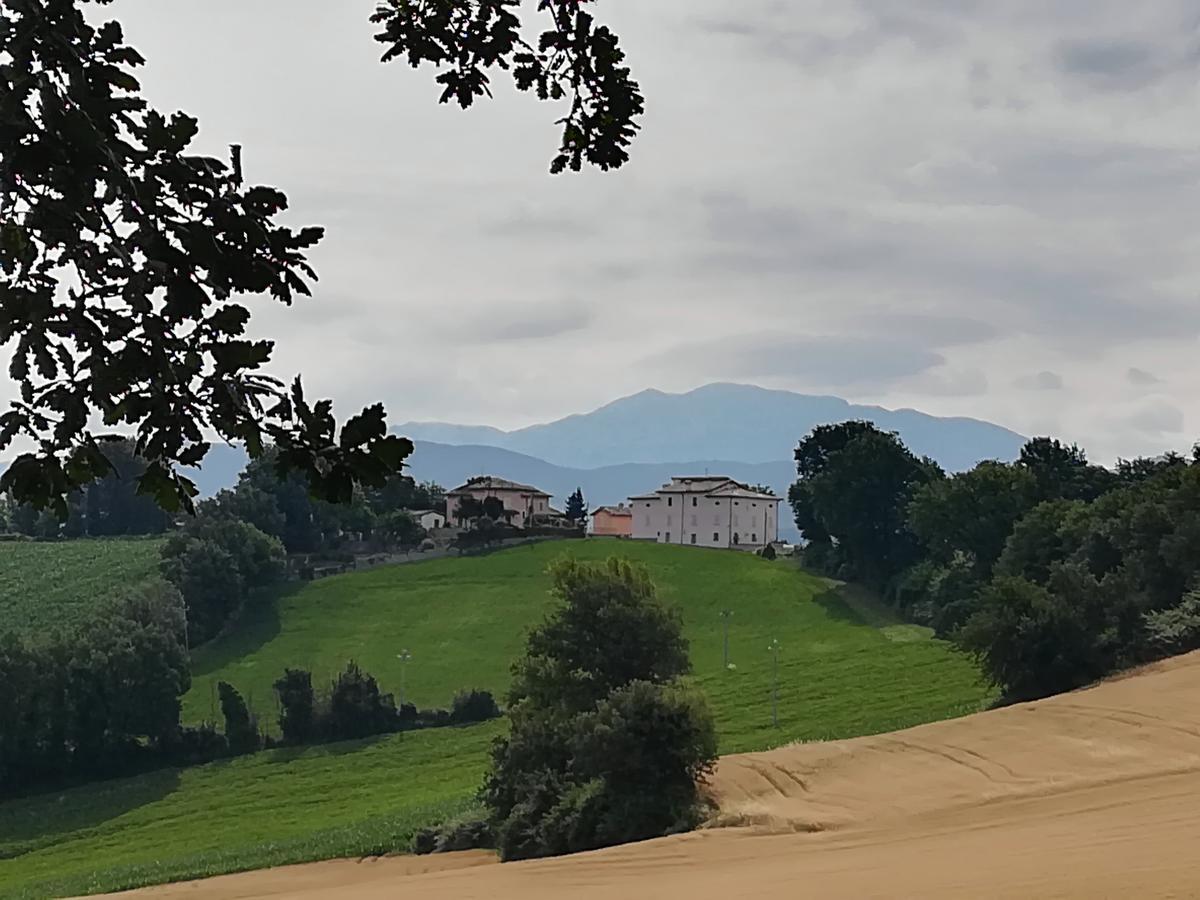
left=768, top=638, right=781, bottom=727
left=397, top=649, right=412, bottom=707
left=719, top=609, right=733, bottom=669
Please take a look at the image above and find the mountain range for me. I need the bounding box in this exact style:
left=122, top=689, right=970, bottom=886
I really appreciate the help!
left=395, top=383, right=1024, bottom=472
left=2, top=384, right=1026, bottom=543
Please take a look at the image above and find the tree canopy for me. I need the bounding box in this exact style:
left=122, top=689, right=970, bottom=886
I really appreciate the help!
left=0, top=0, right=640, bottom=516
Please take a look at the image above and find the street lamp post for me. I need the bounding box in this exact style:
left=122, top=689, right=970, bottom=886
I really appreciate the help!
left=719, top=609, right=733, bottom=669
left=768, top=638, right=781, bottom=727
left=397, top=649, right=412, bottom=707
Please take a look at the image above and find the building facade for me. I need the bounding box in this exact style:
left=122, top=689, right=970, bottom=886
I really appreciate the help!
left=591, top=503, right=633, bottom=537
left=410, top=510, right=447, bottom=531
left=445, top=476, right=552, bottom=530
left=630, top=476, right=781, bottom=551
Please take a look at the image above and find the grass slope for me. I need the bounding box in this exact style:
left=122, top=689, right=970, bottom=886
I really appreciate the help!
left=0, top=538, right=164, bottom=635
left=4, top=540, right=992, bottom=898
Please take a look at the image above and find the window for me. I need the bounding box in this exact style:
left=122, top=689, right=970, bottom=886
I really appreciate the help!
left=665, top=532, right=671, bottom=543
left=667, top=514, right=672, bottom=526
left=733, top=515, right=739, bottom=526
left=690, top=514, right=698, bottom=526
left=690, top=533, right=697, bottom=545
left=714, top=515, right=721, bottom=525
left=692, top=496, right=697, bottom=507
left=734, top=501, right=739, bottom=506
left=713, top=532, right=720, bottom=542
left=715, top=500, right=721, bottom=506
left=752, top=503, right=757, bottom=508
left=667, top=496, right=673, bottom=507
left=733, top=533, right=740, bottom=545
left=752, top=533, right=757, bottom=543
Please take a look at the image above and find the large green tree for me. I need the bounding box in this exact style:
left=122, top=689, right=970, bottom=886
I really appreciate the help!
left=484, top=558, right=714, bottom=860
left=0, top=0, right=640, bottom=516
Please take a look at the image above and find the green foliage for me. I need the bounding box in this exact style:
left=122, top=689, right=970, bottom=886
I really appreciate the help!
left=0, top=1, right=413, bottom=517
left=450, top=689, right=502, bottom=725
left=908, top=462, right=1036, bottom=572
left=1018, top=437, right=1115, bottom=503
left=379, top=509, right=426, bottom=549
left=273, top=669, right=317, bottom=744
left=218, top=682, right=260, bottom=756
left=160, top=513, right=285, bottom=644
left=791, top=421, right=942, bottom=585
left=484, top=557, right=716, bottom=861
left=0, top=582, right=190, bottom=794
left=371, top=0, right=643, bottom=174
left=410, top=807, right=495, bottom=856
left=564, top=487, right=587, bottom=524
left=1143, top=591, right=1200, bottom=655
left=328, top=661, right=398, bottom=741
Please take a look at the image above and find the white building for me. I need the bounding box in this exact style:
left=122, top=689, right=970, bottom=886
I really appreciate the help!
left=629, top=476, right=782, bottom=551
left=410, top=509, right=447, bottom=531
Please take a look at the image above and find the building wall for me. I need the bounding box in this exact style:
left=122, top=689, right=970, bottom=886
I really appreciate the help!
left=592, top=510, right=633, bottom=537
left=418, top=512, right=446, bottom=530
left=631, top=489, right=779, bottom=549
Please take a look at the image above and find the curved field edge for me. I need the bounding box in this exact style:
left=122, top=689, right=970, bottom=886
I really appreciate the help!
left=2, top=542, right=992, bottom=898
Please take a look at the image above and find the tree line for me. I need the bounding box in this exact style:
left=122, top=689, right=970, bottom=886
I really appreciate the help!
left=790, top=421, right=1200, bottom=701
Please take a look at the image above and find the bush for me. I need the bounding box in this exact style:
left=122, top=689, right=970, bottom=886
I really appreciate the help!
left=450, top=689, right=501, bottom=725
left=328, top=661, right=398, bottom=741
left=1143, top=591, right=1200, bottom=656
left=483, top=558, right=716, bottom=861
left=218, top=682, right=260, bottom=755
left=759, top=544, right=777, bottom=560
left=273, top=669, right=317, bottom=743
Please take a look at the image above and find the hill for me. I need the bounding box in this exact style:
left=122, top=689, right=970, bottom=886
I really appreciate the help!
left=396, top=382, right=1026, bottom=471
left=2, top=542, right=989, bottom=898
left=0, top=538, right=164, bottom=635
left=105, top=651, right=1200, bottom=900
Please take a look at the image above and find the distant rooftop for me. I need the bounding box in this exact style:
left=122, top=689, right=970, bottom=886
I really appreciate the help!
left=446, top=476, right=551, bottom=497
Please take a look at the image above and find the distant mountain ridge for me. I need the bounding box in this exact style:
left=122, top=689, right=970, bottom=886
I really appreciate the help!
left=397, top=383, right=1025, bottom=472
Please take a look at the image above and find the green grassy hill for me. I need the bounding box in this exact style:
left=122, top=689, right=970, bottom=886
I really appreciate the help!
left=0, top=538, right=164, bottom=635
left=2, top=540, right=993, bottom=899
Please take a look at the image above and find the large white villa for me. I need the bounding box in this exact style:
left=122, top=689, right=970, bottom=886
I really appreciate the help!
left=629, top=476, right=782, bottom=551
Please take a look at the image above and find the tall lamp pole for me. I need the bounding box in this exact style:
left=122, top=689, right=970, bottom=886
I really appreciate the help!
left=396, top=649, right=412, bottom=707
left=768, top=638, right=781, bottom=727
left=719, top=609, right=734, bottom=669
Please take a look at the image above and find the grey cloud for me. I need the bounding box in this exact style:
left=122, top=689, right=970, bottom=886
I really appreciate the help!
left=1127, top=402, right=1185, bottom=434
left=644, top=333, right=944, bottom=387
left=1127, top=367, right=1162, bottom=387
left=1016, top=371, right=1065, bottom=391
left=1054, top=36, right=1199, bottom=91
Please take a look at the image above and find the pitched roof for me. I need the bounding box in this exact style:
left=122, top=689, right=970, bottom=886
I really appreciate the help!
left=592, top=505, right=633, bottom=517
left=708, top=483, right=782, bottom=501
left=655, top=476, right=737, bottom=493
left=446, top=476, right=551, bottom=497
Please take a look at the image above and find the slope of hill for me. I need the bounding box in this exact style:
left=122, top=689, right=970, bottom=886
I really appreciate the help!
left=1, top=542, right=989, bottom=898
left=0, top=538, right=164, bottom=634
left=182, top=540, right=988, bottom=750
left=396, top=383, right=1026, bottom=471
left=109, top=651, right=1200, bottom=900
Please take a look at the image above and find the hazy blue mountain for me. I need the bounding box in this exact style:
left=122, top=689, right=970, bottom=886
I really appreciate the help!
left=396, top=383, right=1025, bottom=472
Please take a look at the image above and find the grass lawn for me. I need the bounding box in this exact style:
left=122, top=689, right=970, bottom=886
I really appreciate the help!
left=0, top=538, right=164, bottom=635
left=4, top=540, right=993, bottom=898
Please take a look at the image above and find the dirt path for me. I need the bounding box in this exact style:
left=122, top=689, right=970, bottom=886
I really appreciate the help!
left=97, top=652, right=1200, bottom=899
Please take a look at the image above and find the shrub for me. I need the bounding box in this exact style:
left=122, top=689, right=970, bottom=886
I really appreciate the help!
left=1143, top=591, right=1200, bottom=656
left=218, top=682, right=260, bottom=755
left=273, top=669, right=317, bottom=743
left=328, top=661, right=398, bottom=741
left=483, top=558, right=716, bottom=861
left=759, top=543, right=777, bottom=560
left=450, top=689, right=501, bottom=725
left=409, top=825, right=439, bottom=855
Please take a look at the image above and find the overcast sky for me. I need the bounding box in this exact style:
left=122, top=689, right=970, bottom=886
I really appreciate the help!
left=38, top=1, right=1200, bottom=462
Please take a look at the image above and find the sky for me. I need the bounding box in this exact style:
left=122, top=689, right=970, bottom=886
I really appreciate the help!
left=19, top=0, right=1200, bottom=464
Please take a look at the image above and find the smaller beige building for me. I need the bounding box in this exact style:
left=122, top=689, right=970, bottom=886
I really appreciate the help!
left=410, top=509, right=447, bottom=531
left=445, top=476, right=553, bottom=530
left=591, top=503, right=633, bottom=537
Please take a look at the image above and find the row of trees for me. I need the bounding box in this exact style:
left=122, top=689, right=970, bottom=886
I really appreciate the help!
left=0, top=583, right=190, bottom=794
left=790, top=421, right=1200, bottom=700
left=0, top=440, right=171, bottom=539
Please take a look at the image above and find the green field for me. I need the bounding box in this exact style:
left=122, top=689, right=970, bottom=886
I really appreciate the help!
left=0, top=538, right=164, bottom=635
left=3, top=540, right=993, bottom=898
